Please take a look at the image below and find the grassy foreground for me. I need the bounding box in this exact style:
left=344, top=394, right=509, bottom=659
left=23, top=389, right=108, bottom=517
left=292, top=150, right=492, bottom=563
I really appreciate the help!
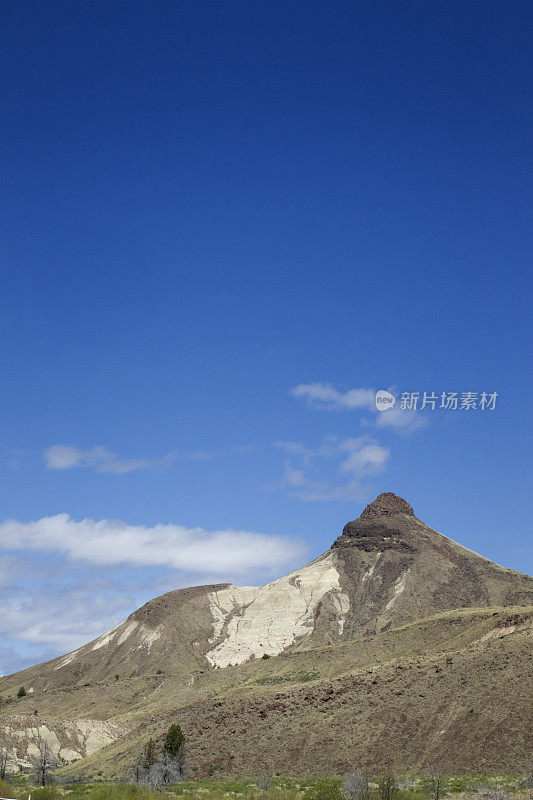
left=0, top=776, right=530, bottom=800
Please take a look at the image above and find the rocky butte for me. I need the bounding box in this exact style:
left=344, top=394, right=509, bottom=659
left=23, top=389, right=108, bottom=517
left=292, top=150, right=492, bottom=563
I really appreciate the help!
left=0, top=492, right=532, bottom=777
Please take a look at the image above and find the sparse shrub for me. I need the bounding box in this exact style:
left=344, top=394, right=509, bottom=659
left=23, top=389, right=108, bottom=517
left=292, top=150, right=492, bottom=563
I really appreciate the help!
left=396, top=780, right=416, bottom=791
left=476, top=788, right=510, bottom=800
left=0, top=730, right=14, bottom=781
left=261, top=653, right=271, bottom=660
left=147, top=750, right=184, bottom=788
left=17, top=686, right=26, bottom=698
left=420, top=775, right=448, bottom=800
left=253, top=669, right=319, bottom=686
left=257, top=777, right=273, bottom=790
left=143, top=738, right=158, bottom=770
left=520, top=766, right=533, bottom=789
left=343, top=770, right=370, bottom=800
left=129, top=726, right=186, bottom=788
left=448, top=777, right=478, bottom=794
left=377, top=776, right=400, bottom=800
left=31, top=734, right=57, bottom=786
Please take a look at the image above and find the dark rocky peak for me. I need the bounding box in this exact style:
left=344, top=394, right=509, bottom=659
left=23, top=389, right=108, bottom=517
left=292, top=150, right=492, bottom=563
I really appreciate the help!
left=359, top=492, right=415, bottom=518
left=332, top=493, right=417, bottom=553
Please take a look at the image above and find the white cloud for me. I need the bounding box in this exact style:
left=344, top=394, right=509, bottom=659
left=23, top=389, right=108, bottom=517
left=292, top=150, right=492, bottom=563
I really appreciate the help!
left=278, top=436, right=390, bottom=477
left=290, top=383, right=375, bottom=411
left=280, top=466, right=370, bottom=503
left=276, top=436, right=389, bottom=503
left=376, top=404, right=428, bottom=432
left=0, top=589, right=127, bottom=652
left=290, top=382, right=427, bottom=432
left=44, top=444, right=177, bottom=474
left=0, top=515, right=304, bottom=575
left=338, top=440, right=390, bottom=476
left=275, top=438, right=339, bottom=463
left=0, top=577, right=141, bottom=675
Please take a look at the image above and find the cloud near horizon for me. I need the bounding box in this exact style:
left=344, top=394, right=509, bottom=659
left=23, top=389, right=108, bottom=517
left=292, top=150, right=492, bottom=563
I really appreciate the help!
left=0, top=515, right=305, bottom=574
left=0, top=515, right=306, bottom=675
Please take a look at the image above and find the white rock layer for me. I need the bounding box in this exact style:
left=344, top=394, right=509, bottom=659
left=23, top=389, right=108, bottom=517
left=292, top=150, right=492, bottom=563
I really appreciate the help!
left=206, top=551, right=349, bottom=667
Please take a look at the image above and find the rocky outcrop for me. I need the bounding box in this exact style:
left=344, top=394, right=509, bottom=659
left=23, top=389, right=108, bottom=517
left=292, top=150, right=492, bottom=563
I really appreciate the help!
left=333, top=492, right=417, bottom=552
left=359, top=492, right=415, bottom=518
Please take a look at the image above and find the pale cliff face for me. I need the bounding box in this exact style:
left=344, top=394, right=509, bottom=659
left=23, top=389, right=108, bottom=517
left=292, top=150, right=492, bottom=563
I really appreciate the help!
left=205, top=551, right=350, bottom=667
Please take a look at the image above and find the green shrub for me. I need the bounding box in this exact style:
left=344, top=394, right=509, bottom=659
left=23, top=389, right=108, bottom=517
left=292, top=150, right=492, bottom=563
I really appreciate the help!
left=143, top=737, right=158, bottom=769
left=398, top=792, right=428, bottom=800
left=0, top=780, right=18, bottom=799
left=31, top=787, right=62, bottom=800
left=449, top=777, right=479, bottom=793
left=87, top=784, right=153, bottom=800
left=163, top=723, right=185, bottom=758
left=17, top=686, right=26, bottom=697
left=309, top=779, right=344, bottom=800
left=376, top=777, right=400, bottom=800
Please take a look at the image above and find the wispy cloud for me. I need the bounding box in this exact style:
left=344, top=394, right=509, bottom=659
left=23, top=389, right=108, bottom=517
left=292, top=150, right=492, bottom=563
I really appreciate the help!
left=275, top=438, right=339, bottom=463
left=276, top=436, right=390, bottom=502
left=0, top=586, right=129, bottom=653
left=43, top=444, right=177, bottom=474
left=290, top=382, right=427, bottom=432
left=338, top=438, right=390, bottom=475
left=375, top=405, right=427, bottom=433
left=42, top=443, right=256, bottom=473
left=290, top=383, right=375, bottom=411
left=280, top=466, right=370, bottom=503
left=0, top=515, right=304, bottom=574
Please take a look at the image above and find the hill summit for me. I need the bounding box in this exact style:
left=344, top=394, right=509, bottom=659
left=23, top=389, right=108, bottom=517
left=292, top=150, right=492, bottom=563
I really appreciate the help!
left=359, top=491, right=415, bottom=517
left=1, top=493, right=532, bottom=777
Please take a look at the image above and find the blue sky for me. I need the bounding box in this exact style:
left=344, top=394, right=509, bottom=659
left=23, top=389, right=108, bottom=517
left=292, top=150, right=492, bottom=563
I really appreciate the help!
left=1, top=1, right=532, bottom=675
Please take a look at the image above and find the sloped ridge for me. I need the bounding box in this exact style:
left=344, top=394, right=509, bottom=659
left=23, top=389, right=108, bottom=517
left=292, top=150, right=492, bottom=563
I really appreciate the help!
left=56, top=606, right=533, bottom=778
left=130, top=583, right=231, bottom=627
